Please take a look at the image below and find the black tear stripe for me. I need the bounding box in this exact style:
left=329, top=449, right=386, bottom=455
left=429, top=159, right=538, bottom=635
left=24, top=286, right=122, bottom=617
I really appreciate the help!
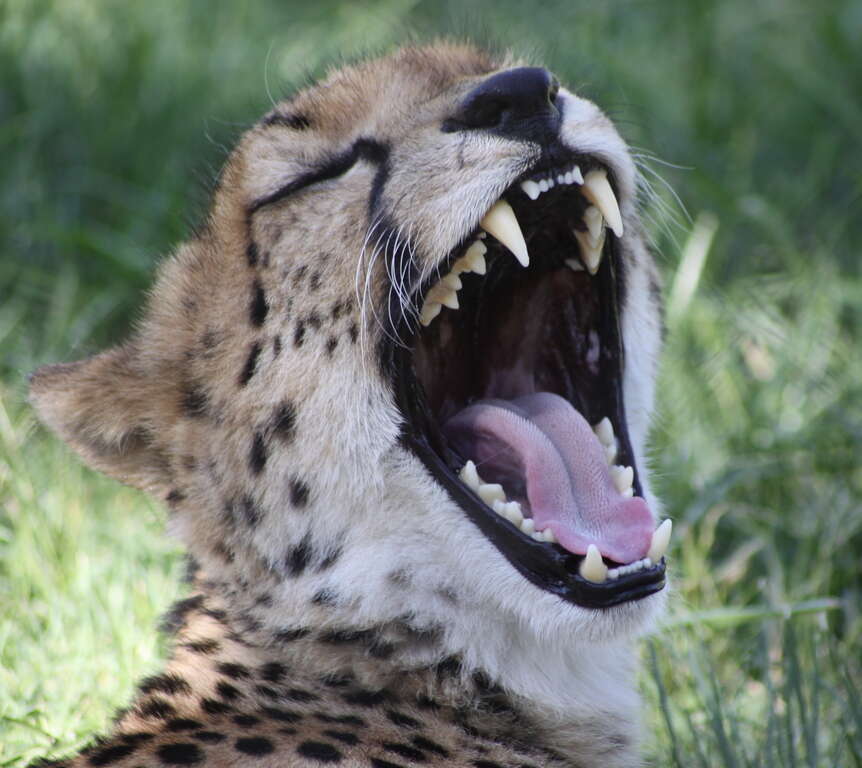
left=248, top=138, right=390, bottom=217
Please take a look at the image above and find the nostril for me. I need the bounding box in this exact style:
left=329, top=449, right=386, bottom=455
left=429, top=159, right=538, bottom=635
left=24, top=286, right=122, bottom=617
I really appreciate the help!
left=442, top=67, right=562, bottom=140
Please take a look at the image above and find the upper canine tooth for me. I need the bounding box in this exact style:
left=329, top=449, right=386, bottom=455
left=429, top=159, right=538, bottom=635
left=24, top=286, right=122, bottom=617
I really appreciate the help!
left=581, top=169, right=623, bottom=237
left=480, top=200, right=529, bottom=267
left=579, top=544, right=608, bottom=583
left=520, top=180, right=540, bottom=200
left=646, top=519, right=672, bottom=562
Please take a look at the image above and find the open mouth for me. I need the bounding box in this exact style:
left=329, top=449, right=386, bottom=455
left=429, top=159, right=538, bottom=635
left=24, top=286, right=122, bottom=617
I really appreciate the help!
left=391, top=153, right=671, bottom=609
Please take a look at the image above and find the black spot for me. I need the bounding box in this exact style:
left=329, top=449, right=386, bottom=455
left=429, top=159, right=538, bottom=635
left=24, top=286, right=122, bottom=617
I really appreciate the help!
left=473, top=762, right=506, bottom=768
left=415, top=695, right=440, bottom=710
left=325, top=336, right=338, bottom=356
left=216, top=662, right=250, bottom=680
left=319, top=673, right=354, bottom=689
left=249, top=432, right=268, bottom=474
left=183, top=638, right=220, bottom=655
left=368, top=640, right=396, bottom=659
left=192, top=731, right=225, bottom=743
left=139, top=672, right=192, bottom=696
left=274, top=627, right=311, bottom=643
left=260, top=705, right=303, bottom=723
left=322, top=730, right=359, bottom=746
left=411, top=737, right=448, bottom=757
left=216, top=681, right=242, bottom=701
left=320, top=629, right=373, bottom=645
left=182, top=455, right=197, bottom=471
left=294, top=320, right=306, bottom=347
left=386, top=710, right=420, bottom=729
left=156, top=743, right=203, bottom=765
left=330, top=300, right=348, bottom=320
left=284, top=687, right=318, bottom=703
left=239, top=341, right=262, bottom=386
left=166, top=489, right=185, bottom=506
left=317, top=545, right=341, bottom=571
left=435, top=656, right=462, bottom=679
left=166, top=718, right=203, bottom=732
left=307, top=310, right=322, bottom=329
left=294, top=265, right=308, bottom=285
left=88, top=743, right=137, bottom=766
left=271, top=401, right=297, bottom=443
left=249, top=279, right=268, bottom=327
left=254, top=592, right=273, bottom=607
left=285, top=534, right=313, bottom=577
left=312, top=588, right=337, bottom=606
left=247, top=240, right=259, bottom=267
left=181, top=384, right=208, bottom=418
left=203, top=606, right=227, bottom=622
left=233, top=714, right=261, bottom=726
left=370, top=760, right=406, bottom=768
left=313, top=712, right=365, bottom=727
left=273, top=335, right=282, bottom=356
left=348, top=323, right=358, bottom=344
left=383, top=743, right=426, bottom=762
left=138, top=698, right=176, bottom=719
left=255, top=684, right=280, bottom=699
left=309, top=271, right=321, bottom=291
left=235, top=737, right=275, bottom=756
left=279, top=726, right=299, bottom=736
left=296, top=741, right=342, bottom=763
left=260, top=661, right=288, bottom=682
left=200, top=697, right=233, bottom=715
left=289, top=477, right=310, bottom=507
left=119, top=733, right=154, bottom=746
left=341, top=688, right=389, bottom=708
left=262, top=111, right=311, bottom=130
left=201, top=329, right=218, bottom=351
left=240, top=494, right=262, bottom=527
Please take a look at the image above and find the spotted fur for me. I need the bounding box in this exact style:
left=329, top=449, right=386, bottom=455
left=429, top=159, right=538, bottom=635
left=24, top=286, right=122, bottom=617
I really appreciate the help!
left=29, top=42, right=666, bottom=767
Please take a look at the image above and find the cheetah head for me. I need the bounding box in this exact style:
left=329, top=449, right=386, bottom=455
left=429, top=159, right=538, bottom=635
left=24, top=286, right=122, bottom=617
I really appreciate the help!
left=30, top=43, right=669, bottom=706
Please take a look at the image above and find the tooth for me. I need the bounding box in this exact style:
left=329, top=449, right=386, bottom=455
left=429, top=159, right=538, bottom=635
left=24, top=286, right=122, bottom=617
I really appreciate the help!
left=427, top=284, right=459, bottom=309
left=538, top=179, right=549, bottom=192
left=502, top=501, right=524, bottom=525
left=520, top=518, right=535, bottom=535
left=478, top=483, right=505, bottom=506
left=459, top=460, right=480, bottom=490
left=480, top=200, right=529, bottom=267
left=608, top=568, right=619, bottom=580
left=571, top=165, right=584, bottom=184
left=539, top=527, right=557, bottom=543
left=581, top=169, right=623, bottom=237
left=605, top=443, right=617, bottom=464
left=594, top=417, right=615, bottom=447
left=556, top=174, right=566, bottom=184
left=574, top=227, right=605, bottom=275
left=611, top=465, right=634, bottom=494
left=579, top=544, right=608, bottom=583
left=492, top=499, right=507, bottom=517
left=419, top=301, right=442, bottom=327
left=621, top=487, right=634, bottom=498
left=458, top=240, right=487, bottom=275
left=520, top=180, right=540, bottom=200
left=442, top=273, right=462, bottom=291
left=563, top=171, right=574, bottom=185
left=646, top=519, right=672, bottom=563
left=583, top=206, right=604, bottom=245
left=565, top=258, right=585, bottom=273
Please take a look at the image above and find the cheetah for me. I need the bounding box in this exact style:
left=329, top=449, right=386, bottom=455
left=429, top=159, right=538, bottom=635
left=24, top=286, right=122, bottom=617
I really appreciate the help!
left=29, top=43, right=672, bottom=768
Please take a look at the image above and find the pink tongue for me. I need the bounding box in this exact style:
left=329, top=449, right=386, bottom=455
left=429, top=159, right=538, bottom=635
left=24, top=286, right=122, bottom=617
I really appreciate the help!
left=443, top=392, right=653, bottom=563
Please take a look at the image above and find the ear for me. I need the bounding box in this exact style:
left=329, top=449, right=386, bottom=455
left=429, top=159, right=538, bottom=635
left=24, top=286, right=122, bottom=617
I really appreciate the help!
left=29, top=344, right=170, bottom=495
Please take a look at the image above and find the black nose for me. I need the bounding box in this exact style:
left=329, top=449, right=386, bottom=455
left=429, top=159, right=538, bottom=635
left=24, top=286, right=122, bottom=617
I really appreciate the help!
left=444, top=67, right=561, bottom=143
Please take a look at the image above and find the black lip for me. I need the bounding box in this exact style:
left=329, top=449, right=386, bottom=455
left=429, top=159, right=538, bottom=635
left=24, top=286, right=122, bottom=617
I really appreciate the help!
left=388, top=164, right=666, bottom=610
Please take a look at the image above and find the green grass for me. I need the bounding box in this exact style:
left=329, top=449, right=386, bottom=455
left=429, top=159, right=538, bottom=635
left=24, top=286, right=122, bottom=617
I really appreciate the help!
left=1, top=0, right=860, bottom=764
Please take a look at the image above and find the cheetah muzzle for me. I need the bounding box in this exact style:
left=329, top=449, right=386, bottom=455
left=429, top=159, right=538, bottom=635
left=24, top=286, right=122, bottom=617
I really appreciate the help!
left=392, top=123, right=669, bottom=609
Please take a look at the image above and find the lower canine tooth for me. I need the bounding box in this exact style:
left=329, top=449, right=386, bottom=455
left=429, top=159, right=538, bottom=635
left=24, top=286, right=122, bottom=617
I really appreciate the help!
left=581, top=169, right=624, bottom=237
left=574, top=227, right=605, bottom=275
left=584, top=206, right=604, bottom=243
left=646, top=519, right=672, bottom=563
left=419, top=301, right=442, bottom=327
left=579, top=544, right=608, bottom=583
left=480, top=199, right=529, bottom=267
left=478, top=483, right=505, bottom=505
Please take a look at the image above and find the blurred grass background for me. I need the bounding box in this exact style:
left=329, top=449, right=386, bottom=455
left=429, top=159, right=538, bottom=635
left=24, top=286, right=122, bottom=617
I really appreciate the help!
left=1, top=0, right=860, bottom=764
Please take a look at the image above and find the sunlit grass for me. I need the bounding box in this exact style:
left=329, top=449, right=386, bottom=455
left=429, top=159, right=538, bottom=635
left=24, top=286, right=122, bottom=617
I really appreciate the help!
left=1, top=0, right=860, bottom=764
